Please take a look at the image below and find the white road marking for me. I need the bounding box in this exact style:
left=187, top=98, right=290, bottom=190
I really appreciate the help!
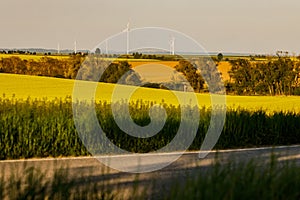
left=1, top=144, right=299, bottom=163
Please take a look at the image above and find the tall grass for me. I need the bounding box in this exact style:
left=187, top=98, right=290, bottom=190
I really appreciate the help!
left=166, top=157, right=300, bottom=200
left=0, top=97, right=88, bottom=159
left=0, top=96, right=300, bottom=159
left=0, top=165, right=116, bottom=200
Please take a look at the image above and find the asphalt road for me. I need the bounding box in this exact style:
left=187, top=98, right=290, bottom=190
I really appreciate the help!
left=1, top=145, right=300, bottom=198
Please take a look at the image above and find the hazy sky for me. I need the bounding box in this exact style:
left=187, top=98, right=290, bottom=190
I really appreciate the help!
left=1, top=0, right=300, bottom=54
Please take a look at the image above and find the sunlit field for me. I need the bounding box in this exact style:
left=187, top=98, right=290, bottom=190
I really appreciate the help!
left=0, top=53, right=70, bottom=61
left=128, top=60, right=178, bottom=68
left=217, top=61, right=231, bottom=81
left=0, top=53, right=168, bottom=63
left=1, top=73, right=300, bottom=113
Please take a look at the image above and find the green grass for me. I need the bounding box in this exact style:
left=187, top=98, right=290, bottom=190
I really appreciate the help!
left=0, top=97, right=300, bottom=159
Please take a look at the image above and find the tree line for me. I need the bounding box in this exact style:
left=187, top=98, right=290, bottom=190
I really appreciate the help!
left=0, top=55, right=83, bottom=79
left=174, top=58, right=224, bottom=93
left=164, top=55, right=300, bottom=96
left=0, top=55, right=140, bottom=85
left=76, top=57, right=141, bottom=85
left=227, top=57, right=300, bottom=95
left=2, top=54, right=300, bottom=95
left=0, top=55, right=207, bottom=91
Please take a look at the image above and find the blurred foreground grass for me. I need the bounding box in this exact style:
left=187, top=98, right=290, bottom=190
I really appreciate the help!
left=0, top=155, right=299, bottom=200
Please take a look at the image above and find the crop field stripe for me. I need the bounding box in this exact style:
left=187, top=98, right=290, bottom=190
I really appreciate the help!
left=0, top=53, right=70, bottom=61
left=1, top=73, right=300, bottom=112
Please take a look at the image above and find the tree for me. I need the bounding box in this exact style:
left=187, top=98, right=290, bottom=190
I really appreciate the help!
left=228, top=56, right=300, bottom=95
left=99, top=61, right=140, bottom=84
left=95, top=48, right=101, bottom=55
left=196, top=57, right=224, bottom=93
left=229, top=59, right=255, bottom=95
left=133, top=52, right=142, bottom=59
left=175, top=60, right=205, bottom=92
left=217, top=53, right=223, bottom=62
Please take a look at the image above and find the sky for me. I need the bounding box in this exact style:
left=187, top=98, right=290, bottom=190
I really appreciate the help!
left=1, top=0, right=300, bottom=54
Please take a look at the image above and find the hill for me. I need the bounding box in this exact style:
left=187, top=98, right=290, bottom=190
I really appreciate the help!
left=1, top=73, right=300, bottom=112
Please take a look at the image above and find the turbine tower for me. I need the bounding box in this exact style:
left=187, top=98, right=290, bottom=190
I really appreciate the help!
left=105, top=40, right=108, bottom=54
left=169, top=36, right=175, bottom=55
left=74, top=40, right=77, bottom=54
left=123, top=21, right=130, bottom=54
left=57, top=43, right=60, bottom=54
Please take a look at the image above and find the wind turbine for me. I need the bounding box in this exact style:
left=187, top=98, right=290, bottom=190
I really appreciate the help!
left=123, top=21, right=130, bottom=54
left=105, top=40, right=108, bottom=54
left=57, top=43, right=60, bottom=54
left=74, top=40, right=77, bottom=54
left=169, top=36, right=175, bottom=55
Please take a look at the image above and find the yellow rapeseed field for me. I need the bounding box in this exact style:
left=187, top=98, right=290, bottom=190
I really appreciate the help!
left=217, top=61, right=232, bottom=81
left=0, top=54, right=163, bottom=62
left=1, top=73, right=300, bottom=113
left=128, top=61, right=179, bottom=68
left=0, top=54, right=70, bottom=61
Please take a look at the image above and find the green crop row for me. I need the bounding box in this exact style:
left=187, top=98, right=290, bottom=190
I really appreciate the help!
left=0, top=97, right=300, bottom=159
